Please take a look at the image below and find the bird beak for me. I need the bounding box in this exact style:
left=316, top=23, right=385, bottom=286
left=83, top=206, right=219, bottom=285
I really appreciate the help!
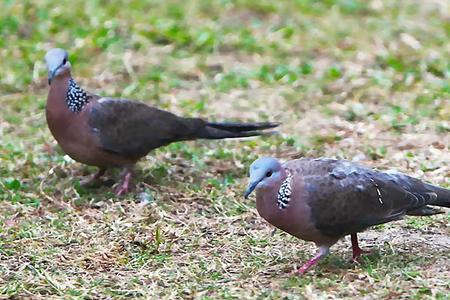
left=244, top=181, right=259, bottom=199
left=48, top=65, right=62, bottom=85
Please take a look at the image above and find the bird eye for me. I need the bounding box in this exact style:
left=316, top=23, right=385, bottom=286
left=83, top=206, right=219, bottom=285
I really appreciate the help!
left=266, top=171, right=273, bottom=177
left=62, top=58, right=67, bottom=64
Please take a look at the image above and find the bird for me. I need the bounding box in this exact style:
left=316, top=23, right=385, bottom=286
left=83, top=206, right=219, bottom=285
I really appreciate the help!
left=244, top=157, right=450, bottom=275
left=44, top=48, right=278, bottom=195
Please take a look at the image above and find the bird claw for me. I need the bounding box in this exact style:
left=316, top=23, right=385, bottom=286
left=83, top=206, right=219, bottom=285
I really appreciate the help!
left=80, top=177, right=96, bottom=187
left=351, top=257, right=362, bottom=264
left=351, top=248, right=371, bottom=263
left=350, top=233, right=371, bottom=263
left=115, top=170, right=132, bottom=196
left=80, top=176, right=101, bottom=187
left=292, top=251, right=325, bottom=276
left=115, top=185, right=129, bottom=196
left=80, top=168, right=106, bottom=187
left=294, top=266, right=309, bottom=276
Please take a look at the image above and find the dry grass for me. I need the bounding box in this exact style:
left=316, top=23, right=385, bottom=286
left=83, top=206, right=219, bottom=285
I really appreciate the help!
left=0, top=0, right=449, bottom=299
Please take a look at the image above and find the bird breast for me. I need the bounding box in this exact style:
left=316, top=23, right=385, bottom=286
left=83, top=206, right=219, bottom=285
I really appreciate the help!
left=255, top=173, right=336, bottom=246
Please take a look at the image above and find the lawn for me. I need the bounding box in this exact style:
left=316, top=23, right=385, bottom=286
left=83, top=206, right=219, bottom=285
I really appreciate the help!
left=0, top=0, right=449, bottom=299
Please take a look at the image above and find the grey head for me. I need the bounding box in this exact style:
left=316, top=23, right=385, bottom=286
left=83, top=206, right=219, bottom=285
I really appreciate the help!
left=45, top=48, right=70, bottom=84
left=244, top=157, right=283, bottom=198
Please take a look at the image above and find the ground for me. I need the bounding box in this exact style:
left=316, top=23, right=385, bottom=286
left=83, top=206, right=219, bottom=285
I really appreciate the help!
left=0, top=0, right=449, bottom=299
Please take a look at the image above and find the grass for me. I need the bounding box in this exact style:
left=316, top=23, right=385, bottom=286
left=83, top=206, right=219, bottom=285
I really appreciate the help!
left=0, top=0, right=449, bottom=298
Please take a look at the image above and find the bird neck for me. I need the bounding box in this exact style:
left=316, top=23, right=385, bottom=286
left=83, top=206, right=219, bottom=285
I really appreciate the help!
left=276, top=168, right=293, bottom=209
left=256, top=168, right=291, bottom=214
left=66, top=78, right=89, bottom=112
left=47, top=73, right=89, bottom=113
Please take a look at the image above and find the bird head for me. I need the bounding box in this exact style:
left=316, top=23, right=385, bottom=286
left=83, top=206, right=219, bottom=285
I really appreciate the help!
left=45, top=48, right=71, bottom=85
left=244, top=157, right=283, bottom=198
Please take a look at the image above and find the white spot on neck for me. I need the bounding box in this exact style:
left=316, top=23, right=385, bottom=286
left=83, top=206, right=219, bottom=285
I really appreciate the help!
left=277, top=169, right=293, bottom=209
left=66, top=78, right=88, bottom=112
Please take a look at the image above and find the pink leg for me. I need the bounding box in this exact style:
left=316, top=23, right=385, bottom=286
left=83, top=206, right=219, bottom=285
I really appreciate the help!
left=351, top=233, right=369, bottom=262
left=80, top=168, right=106, bottom=186
left=296, top=246, right=329, bottom=275
left=115, top=168, right=133, bottom=196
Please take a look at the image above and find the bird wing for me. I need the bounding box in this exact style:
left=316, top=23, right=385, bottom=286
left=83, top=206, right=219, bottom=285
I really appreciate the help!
left=289, top=159, right=431, bottom=237
left=87, top=98, right=204, bottom=159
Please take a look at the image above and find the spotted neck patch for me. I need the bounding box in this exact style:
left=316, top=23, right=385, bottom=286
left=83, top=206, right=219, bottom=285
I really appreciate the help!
left=66, top=79, right=88, bottom=112
left=277, top=169, right=293, bottom=209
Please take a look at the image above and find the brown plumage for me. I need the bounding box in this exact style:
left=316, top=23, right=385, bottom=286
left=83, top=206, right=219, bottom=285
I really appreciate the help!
left=45, top=48, right=278, bottom=195
left=245, top=157, right=450, bottom=275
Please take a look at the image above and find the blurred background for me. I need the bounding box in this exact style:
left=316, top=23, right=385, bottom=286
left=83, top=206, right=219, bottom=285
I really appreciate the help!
left=0, top=0, right=449, bottom=298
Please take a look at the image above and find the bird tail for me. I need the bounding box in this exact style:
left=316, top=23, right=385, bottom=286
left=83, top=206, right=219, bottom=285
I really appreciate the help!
left=427, top=184, right=450, bottom=208
left=195, top=121, right=280, bottom=139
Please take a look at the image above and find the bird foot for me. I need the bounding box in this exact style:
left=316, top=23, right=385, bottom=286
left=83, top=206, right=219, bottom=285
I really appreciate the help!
left=350, top=233, right=370, bottom=263
left=351, top=248, right=371, bottom=263
left=293, top=247, right=328, bottom=276
left=115, top=184, right=129, bottom=196
left=295, top=264, right=312, bottom=276
left=115, top=170, right=132, bottom=196
left=294, top=259, right=319, bottom=276
left=80, top=168, right=106, bottom=187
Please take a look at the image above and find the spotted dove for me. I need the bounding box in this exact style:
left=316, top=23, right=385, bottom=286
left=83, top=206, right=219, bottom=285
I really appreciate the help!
left=245, top=157, right=450, bottom=274
left=44, top=48, right=278, bottom=195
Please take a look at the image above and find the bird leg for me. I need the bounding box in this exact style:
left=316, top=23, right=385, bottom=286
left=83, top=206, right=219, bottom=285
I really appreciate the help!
left=351, top=233, right=369, bottom=262
left=115, top=167, right=133, bottom=196
left=296, top=246, right=329, bottom=275
left=80, top=168, right=106, bottom=186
